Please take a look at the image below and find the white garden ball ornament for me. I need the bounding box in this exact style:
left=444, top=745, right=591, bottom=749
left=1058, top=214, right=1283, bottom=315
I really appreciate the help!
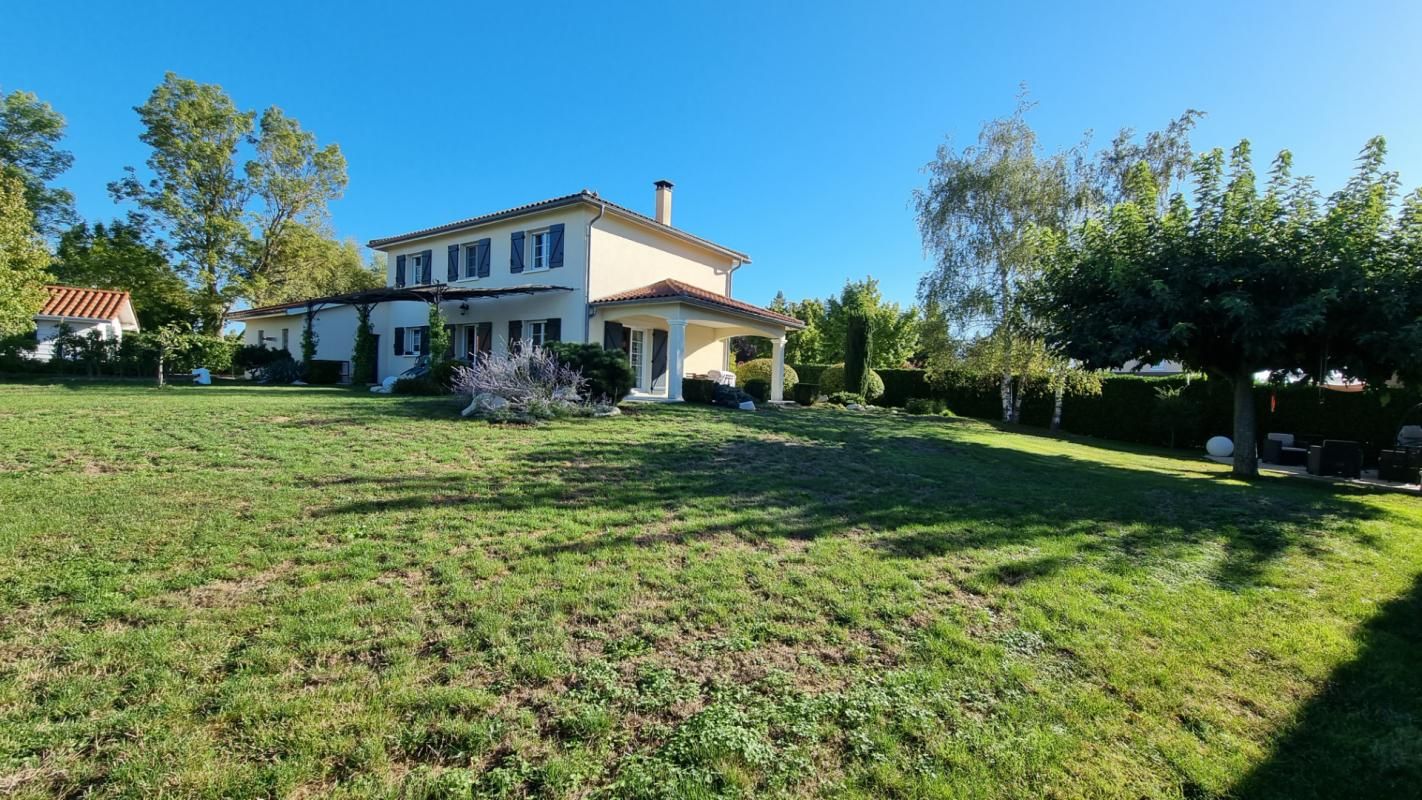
left=1205, top=436, right=1234, bottom=457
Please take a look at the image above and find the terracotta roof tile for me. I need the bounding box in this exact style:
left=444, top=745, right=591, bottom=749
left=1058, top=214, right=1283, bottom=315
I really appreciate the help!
left=592, top=279, right=805, bottom=329
left=40, top=286, right=132, bottom=321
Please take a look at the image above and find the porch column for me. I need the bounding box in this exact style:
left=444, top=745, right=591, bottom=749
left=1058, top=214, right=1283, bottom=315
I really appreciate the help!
left=770, top=336, right=786, bottom=402
left=667, top=320, right=687, bottom=401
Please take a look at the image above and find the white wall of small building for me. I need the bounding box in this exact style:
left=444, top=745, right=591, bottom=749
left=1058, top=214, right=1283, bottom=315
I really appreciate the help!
left=31, top=317, right=123, bottom=361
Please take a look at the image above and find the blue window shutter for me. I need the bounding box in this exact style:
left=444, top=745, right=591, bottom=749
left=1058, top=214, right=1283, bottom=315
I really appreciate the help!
left=395, top=255, right=407, bottom=287
left=447, top=245, right=460, bottom=282
left=510, top=231, right=524, bottom=273
left=420, top=250, right=433, bottom=284
left=548, top=224, right=565, bottom=268
left=508, top=320, right=522, bottom=350
left=418, top=326, right=429, bottom=355
left=477, top=238, right=491, bottom=278
left=545, top=318, right=561, bottom=342
left=393, top=326, right=405, bottom=355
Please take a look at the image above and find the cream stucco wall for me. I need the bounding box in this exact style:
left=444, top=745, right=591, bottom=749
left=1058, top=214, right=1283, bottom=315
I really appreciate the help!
left=588, top=213, right=738, bottom=299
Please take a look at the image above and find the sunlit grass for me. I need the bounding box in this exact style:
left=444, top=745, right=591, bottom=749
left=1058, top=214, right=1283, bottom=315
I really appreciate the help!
left=0, top=381, right=1418, bottom=798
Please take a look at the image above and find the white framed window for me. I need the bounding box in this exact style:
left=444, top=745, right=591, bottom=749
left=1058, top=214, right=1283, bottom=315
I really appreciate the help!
left=406, top=327, right=425, bottom=355
left=463, top=242, right=481, bottom=279
left=408, top=252, right=426, bottom=285
left=528, top=229, right=550, bottom=271
left=526, top=319, right=547, bottom=347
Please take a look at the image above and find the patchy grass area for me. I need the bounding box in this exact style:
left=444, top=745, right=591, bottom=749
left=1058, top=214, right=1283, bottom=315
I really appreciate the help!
left=1, top=382, right=1419, bottom=799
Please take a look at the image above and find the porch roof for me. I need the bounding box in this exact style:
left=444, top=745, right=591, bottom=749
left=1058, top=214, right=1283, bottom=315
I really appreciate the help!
left=227, top=284, right=574, bottom=321
left=590, top=279, right=805, bottom=330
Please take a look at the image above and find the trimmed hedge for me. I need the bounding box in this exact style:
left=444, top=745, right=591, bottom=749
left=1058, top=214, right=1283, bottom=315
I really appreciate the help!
left=791, top=364, right=830, bottom=386
left=683, top=378, right=716, bottom=404
left=744, top=379, right=769, bottom=402
left=820, top=364, right=884, bottom=400
left=735, top=359, right=798, bottom=394
left=793, top=382, right=818, bottom=406
left=306, top=360, right=345, bottom=385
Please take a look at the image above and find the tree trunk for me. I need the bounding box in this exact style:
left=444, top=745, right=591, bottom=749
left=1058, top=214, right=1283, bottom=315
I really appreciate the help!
left=1000, top=372, right=1014, bottom=423
left=1050, top=385, right=1064, bottom=432
left=1231, top=366, right=1258, bottom=478
left=1011, top=382, right=1025, bottom=423
left=156, top=351, right=165, bottom=388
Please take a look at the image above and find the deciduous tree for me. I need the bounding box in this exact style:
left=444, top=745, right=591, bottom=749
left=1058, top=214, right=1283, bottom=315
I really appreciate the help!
left=0, top=88, right=76, bottom=235
left=50, top=217, right=194, bottom=328
left=0, top=172, right=50, bottom=335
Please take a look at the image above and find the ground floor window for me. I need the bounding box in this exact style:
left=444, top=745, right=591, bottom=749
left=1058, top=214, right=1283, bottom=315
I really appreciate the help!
left=527, top=320, right=547, bottom=347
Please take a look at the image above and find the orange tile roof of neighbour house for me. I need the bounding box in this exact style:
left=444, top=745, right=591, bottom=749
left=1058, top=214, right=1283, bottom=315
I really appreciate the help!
left=40, top=286, right=133, bottom=321
left=592, top=279, right=805, bottom=329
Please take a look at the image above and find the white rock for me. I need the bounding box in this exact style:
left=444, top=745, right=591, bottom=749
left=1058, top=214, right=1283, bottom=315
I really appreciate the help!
left=462, top=392, right=510, bottom=417
left=846, top=403, right=865, bottom=411
left=594, top=406, right=622, bottom=417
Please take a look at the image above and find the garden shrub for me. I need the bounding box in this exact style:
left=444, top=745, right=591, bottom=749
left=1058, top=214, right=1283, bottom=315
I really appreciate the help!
left=905, top=397, right=941, bottom=415
left=790, top=364, right=830, bottom=386
left=826, top=391, right=865, bottom=406
left=392, top=375, right=445, bottom=395
left=235, top=344, right=284, bottom=374
left=734, top=359, right=798, bottom=394
left=682, top=378, right=716, bottom=404
left=306, top=359, right=345, bottom=385
left=255, top=353, right=304, bottom=384
left=743, top=379, right=769, bottom=402
left=792, top=382, right=818, bottom=406
left=548, top=342, right=634, bottom=402
left=712, top=383, right=756, bottom=408
left=820, top=363, right=884, bottom=400
left=876, top=369, right=930, bottom=407
left=452, top=344, right=589, bottom=421
left=428, top=359, right=462, bottom=392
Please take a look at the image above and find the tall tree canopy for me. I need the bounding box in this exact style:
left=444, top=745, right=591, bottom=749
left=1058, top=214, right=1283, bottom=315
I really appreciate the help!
left=50, top=217, right=195, bottom=328
left=244, top=222, right=382, bottom=307
left=0, top=88, right=76, bottom=236
left=914, top=95, right=1091, bottom=421
left=110, top=73, right=348, bottom=331
left=0, top=172, right=51, bottom=335
left=760, top=280, right=919, bottom=367
left=1036, top=138, right=1422, bottom=477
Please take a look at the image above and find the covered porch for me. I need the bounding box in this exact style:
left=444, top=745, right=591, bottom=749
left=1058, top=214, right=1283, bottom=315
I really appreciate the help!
left=590, top=280, right=805, bottom=402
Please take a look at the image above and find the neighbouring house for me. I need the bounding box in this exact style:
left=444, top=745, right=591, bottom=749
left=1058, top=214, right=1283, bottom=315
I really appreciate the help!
left=228, top=181, right=805, bottom=400
left=30, top=286, right=140, bottom=361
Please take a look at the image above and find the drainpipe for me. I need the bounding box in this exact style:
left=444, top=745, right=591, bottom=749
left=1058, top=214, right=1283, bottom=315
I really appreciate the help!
left=727, top=257, right=745, bottom=295
left=584, top=198, right=606, bottom=342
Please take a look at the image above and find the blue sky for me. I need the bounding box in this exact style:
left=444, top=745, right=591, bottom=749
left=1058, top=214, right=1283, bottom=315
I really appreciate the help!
left=5, top=0, right=1421, bottom=309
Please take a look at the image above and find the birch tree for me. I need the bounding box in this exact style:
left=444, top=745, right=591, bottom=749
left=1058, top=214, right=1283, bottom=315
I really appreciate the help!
left=914, top=95, right=1090, bottom=421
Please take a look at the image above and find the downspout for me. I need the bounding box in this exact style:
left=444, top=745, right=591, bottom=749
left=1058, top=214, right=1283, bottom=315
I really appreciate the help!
left=724, top=258, right=746, bottom=370
left=583, top=198, right=606, bottom=342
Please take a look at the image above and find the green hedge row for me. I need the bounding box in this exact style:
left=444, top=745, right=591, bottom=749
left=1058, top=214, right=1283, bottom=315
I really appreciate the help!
left=789, top=363, right=1422, bottom=455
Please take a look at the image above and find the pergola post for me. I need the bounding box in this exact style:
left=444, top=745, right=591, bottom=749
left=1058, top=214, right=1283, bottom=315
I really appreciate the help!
left=771, top=336, right=786, bottom=402
left=667, top=319, right=687, bottom=401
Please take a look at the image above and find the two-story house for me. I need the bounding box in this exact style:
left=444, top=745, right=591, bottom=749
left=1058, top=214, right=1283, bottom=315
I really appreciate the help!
left=229, top=182, right=803, bottom=401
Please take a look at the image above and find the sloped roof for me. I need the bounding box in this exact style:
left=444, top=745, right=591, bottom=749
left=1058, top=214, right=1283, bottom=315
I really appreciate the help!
left=592, top=279, right=805, bottom=329
left=226, top=284, right=573, bottom=320
left=40, top=286, right=134, bottom=323
left=366, top=190, right=751, bottom=262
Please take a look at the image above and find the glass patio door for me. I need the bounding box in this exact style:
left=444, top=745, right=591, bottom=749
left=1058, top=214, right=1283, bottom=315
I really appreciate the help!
left=628, top=329, right=646, bottom=390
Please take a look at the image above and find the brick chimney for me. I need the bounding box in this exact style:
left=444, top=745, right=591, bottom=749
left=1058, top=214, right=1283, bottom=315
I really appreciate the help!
left=654, top=180, right=674, bottom=225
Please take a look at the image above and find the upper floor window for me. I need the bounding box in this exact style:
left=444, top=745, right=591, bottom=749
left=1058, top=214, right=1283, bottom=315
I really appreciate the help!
left=529, top=230, right=550, bottom=271
left=464, top=242, right=481, bottom=279
left=409, top=252, right=427, bottom=285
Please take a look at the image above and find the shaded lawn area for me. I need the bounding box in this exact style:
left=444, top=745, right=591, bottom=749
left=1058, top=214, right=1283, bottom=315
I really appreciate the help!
left=0, top=382, right=1419, bottom=799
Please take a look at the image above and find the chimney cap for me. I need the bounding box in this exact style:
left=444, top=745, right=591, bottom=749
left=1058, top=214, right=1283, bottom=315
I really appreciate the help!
left=654, top=179, right=674, bottom=190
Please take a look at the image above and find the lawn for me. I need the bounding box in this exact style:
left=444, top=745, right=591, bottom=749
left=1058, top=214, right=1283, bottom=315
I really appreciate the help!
left=1, top=382, right=1419, bottom=799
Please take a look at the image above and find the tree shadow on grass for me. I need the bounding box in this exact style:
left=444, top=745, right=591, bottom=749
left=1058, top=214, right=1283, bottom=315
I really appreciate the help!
left=308, top=404, right=1386, bottom=592
left=1227, top=573, right=1422, bottom=799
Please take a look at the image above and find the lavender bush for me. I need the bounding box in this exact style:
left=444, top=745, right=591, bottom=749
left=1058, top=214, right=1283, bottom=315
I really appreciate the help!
left=453, top=341, right=605, bottom=421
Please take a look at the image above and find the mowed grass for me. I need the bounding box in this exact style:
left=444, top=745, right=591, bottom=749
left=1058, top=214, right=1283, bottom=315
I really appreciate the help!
left=1, top=382, right=1420, bottom=799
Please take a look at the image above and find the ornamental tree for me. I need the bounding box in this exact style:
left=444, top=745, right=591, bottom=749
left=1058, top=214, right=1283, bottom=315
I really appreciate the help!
left=1036, top=139, right=1421, bottom=478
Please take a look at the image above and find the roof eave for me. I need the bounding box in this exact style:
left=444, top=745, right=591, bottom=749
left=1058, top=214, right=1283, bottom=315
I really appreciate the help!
left=590, top=295, right=805, bottom=330
left=367, top=193, right=752, bottom=263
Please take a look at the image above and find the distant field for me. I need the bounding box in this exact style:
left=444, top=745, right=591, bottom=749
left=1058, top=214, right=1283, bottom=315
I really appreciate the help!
left=1, top=382, right=1418, bottom=799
